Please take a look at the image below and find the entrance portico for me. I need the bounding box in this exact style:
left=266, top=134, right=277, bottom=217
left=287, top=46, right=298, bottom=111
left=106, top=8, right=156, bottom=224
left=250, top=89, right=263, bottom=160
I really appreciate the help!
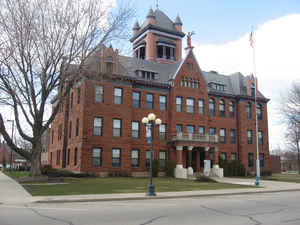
left=170, top=133, right=223, bottom=178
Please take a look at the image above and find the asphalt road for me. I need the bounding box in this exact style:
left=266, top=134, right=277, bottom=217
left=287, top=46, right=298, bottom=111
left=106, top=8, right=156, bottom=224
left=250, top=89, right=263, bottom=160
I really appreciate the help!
left=1, top=191, right=300, bottom=225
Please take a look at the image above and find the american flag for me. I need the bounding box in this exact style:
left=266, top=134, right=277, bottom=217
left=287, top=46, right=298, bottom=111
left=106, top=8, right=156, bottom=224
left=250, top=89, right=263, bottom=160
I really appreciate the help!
left=249, top=30, right=254, bottom=48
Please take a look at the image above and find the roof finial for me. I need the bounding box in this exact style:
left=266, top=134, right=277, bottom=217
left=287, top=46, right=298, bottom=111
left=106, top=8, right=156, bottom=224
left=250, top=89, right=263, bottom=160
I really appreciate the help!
left=156, top=0, right=159, bottom=9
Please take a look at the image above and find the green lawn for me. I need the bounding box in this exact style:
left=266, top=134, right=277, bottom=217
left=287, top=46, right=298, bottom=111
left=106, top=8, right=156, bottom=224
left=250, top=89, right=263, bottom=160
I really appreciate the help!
left=3, top=171, right=29, bottom=179
left=262, top=173, right=300, bottom=183
left=22, top=177, right=253, bottom=196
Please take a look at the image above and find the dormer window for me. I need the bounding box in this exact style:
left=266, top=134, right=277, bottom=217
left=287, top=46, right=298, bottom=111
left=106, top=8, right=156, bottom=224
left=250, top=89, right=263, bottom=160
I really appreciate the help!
left=136, top=70, right=158, bottom=81
left=209, top=82, right=225, bottom=91
left=251, top=83, right=255, bottom=97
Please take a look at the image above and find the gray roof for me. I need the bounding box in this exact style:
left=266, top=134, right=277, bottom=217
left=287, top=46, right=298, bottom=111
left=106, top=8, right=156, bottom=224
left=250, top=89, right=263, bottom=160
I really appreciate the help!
left=118, top=56, right=182, bottom=84
left=175, top=15, right=183, bottom=25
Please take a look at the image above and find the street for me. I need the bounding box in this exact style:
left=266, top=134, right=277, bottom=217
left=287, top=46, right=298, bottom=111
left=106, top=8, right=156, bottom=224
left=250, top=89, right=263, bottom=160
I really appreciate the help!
left=1, top=191, right=300, bottom=225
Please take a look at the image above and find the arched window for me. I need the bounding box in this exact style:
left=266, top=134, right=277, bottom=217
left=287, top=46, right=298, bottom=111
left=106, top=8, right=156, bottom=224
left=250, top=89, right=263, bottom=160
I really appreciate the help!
left=257, top=104, right=262, bottom=120
left=246, top=102, right=252, bottom=119
left=229, top=101, right=235, bottom=118
left=219, top=99, right=225, bottom=117
left=209, top=98, right=215, bottom=116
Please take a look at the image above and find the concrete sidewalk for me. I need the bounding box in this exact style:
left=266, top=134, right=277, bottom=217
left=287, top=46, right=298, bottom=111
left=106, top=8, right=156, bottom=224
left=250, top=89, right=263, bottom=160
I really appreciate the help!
left=1, top=172, right=300, bottom=204
left=0, top=171, right=32, bottom=204
left=33, top=177, right=300, bottom=204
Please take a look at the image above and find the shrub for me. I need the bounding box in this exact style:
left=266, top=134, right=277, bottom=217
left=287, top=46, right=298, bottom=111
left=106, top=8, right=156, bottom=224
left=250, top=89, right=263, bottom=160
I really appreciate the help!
left=219, top=158, right=246, bottom=177
left=152, top=159, right=159, bottom=177
left=108, top=171, right=131, bottom=177
left=261, top=170, right=272, bottom=177
left=165, top=160, right=175, bottom=177
left=41, top=166, right=90, bottom=178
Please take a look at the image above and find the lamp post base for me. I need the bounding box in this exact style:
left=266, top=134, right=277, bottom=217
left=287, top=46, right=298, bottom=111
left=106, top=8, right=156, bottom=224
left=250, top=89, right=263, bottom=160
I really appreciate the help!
left=146, top=184, right=156, bottom=196
left=255, top=176, right=259, bottom=186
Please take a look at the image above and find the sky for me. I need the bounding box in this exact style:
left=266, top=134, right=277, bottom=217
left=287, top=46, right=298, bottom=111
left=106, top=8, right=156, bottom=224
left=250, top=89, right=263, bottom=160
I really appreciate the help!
left=132, top=0, right=300, bottom=151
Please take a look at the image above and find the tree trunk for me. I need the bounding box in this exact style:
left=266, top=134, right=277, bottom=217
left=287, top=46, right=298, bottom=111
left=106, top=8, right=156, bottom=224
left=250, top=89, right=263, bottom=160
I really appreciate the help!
left=29, top=141, right=42, bottom=177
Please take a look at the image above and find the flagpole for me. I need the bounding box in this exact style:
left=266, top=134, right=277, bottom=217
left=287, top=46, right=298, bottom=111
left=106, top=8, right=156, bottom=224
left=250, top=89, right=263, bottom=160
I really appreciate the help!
left=251, top=29, right=260, bottom=186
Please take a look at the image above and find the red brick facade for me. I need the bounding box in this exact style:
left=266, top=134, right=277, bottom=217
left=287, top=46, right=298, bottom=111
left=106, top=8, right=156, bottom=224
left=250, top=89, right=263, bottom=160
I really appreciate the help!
left=48, top=9, right=270, bottom=176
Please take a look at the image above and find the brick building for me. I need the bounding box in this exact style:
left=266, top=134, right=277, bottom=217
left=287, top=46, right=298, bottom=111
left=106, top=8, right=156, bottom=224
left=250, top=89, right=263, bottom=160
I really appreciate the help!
left=49, top=8, right=270, bottom=178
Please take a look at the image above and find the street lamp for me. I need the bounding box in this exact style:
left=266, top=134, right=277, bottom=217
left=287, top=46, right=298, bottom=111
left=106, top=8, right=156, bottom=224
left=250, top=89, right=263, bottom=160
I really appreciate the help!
left=142, top=113, right=162, bottom=196
left=7, top=120, right=14, bottom=171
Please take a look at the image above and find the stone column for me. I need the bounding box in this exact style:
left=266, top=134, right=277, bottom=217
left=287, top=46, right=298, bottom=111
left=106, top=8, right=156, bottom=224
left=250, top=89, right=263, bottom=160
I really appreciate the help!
left=187, top=146, right=194, bottom=176
left=203, top=147, right=210, bottom=176
left=175, top=146, right=187, bottom=179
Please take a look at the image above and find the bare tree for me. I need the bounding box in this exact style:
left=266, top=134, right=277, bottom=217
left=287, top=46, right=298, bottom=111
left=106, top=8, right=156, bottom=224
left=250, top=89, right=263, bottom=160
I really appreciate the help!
left=280, top=82, right=300, bottom=174
left=0, top=0, right=134, bottom=177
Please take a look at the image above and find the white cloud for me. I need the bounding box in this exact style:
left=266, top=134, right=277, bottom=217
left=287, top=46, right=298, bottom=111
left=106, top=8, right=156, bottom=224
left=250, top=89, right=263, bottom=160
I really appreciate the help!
left=193, top=14, right=300, bottom=150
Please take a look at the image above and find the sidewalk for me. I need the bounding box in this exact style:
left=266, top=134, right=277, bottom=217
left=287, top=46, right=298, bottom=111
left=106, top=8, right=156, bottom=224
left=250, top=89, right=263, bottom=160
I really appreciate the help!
left=0, top=171, right=32, bottom=204
left=33, top=177, right=300, bottom=204
left=1, top=172, right=300, bottom=204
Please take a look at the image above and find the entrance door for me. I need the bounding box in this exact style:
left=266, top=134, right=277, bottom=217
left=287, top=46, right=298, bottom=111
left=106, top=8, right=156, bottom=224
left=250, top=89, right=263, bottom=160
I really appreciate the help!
left=200, top=150, right=205, bottom=168
left=192, top=151, right=197, bottom=171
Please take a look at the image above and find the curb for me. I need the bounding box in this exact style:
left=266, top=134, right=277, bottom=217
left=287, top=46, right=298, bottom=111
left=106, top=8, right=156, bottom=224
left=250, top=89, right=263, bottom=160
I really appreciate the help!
left=34, top=188, right=300, bottom=204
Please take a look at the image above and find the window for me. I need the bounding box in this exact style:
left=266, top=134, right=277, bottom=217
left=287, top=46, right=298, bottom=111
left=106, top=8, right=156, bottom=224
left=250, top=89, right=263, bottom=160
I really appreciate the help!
left=209, top=99, right=215, bottom=116
left=230, top=129, right=236, bottom=144
left=95, top=85, right=104, bottom=103
left=92, top=148, right=102, bottom=167
left=56, top=150, right=61, bottom=165
left=209, top=127, right=216, bottom=135
left=176, top=124, right=183, bottom=133
left=198, top=99, right=204, bottom=115
left=76, top=118, right=79, bottom=136
left=248, top=153, right=254, bottom=167
left=251, top=83, right=255, bottom=97
left=67, top=149, right=70, bottom=165
left=113, top=119, right=121, bottom=137
left=220, top=152, right=227, bottom=161
left=257, top=104, right=262, bottom=120
left=246, top=103, right=252, bottom=119
left=199, top=126, right=205, bottom=135
left=106, top=62, right=113, bottom=73
left=50, top=152, right=53, bottom=165
left=159, top=124, right=167, bottom=140
left=187, top=125, right=195, bottom=133
left=93, top=117, right=102, bottom=136
left=77, top=88, right=81, bottom=104
left=58, top=124, right=62, bottom=141
left=258, top=131, right=263, bottom=145
left=70, top=92, right=73, bottom=109
left=209, top=82, right=225, bottom=91
left=229, top=101, right=235, bottom=118
left=186, top=98, right=195, bottom=113
left=219, top=99, right=225, bottom=117
left=132, top=121, right=139, bottom=138
left=74, top=148, right=78, bottom=166
left=146, top=150, right=151, bottom=168
left=132, top=91, right=140, bottom=108
left=69, top=121, right=72, bottom=139
left=114, top=88, right=122, bottom=104
left=131, top=150, right=140, bottom=168
left=52, top=130, right=54, bottom=144
left=247, top=130, right=253, bottom=144
left=231, top=153, right=237, bottom=161
left=220, top=128, right=226, bottom=143
left=187, top=62, right=193, bottom=71
left=159, top=151, right=166, bottom=168
left=160, top=95, right=167, bottom=111
left=112, top=148, right=121, bottom=167
left=176, top=97, right=182, bottom=112
left=259, top=153, right=265, bottom=168
left=157, top=45, right=163, bottom=58
left=146, top=93, right=154, bottom=109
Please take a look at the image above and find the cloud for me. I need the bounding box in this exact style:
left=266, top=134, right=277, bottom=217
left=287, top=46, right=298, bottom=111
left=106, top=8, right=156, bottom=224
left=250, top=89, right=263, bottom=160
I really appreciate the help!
left=193, top=14, right=300, bottom=150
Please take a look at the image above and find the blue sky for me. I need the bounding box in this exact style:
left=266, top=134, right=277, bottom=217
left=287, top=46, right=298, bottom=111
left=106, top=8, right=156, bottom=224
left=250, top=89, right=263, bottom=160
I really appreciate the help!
left=133, top=0, right=300, bottom=44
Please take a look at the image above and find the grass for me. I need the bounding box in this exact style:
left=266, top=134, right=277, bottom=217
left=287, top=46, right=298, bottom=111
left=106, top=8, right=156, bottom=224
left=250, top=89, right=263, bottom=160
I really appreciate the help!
left=262, top=173, right=300, bottom=183
left=3, top=171, right=29, bottom=179
left=21, top=177, right=254, bottom=196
